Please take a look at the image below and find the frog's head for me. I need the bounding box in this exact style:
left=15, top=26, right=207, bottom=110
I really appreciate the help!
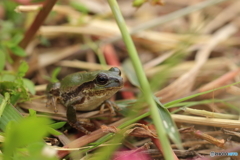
left=77, top=67, right=123, bottom=105
left=93, top=67, right=123, bottom=92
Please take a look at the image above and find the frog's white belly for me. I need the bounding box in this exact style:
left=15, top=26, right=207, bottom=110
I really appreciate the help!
left=75, top=96, right=105, bottom=111
left=75, top=88, right=120, bottom=111
left=75, top=93, right=113, bottom=111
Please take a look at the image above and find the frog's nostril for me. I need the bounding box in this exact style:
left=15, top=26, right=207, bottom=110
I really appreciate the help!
left=116, top=78, right=123, bottom=86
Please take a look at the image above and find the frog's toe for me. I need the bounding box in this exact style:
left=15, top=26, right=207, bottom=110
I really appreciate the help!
left=100, top=100, right=119, bottom=116
left=46, top=99, right=52, bottom=108
left=46, top=96, right=59, bottom=113
left=100, top=105, right=116, bottom=116
left=53, top=108, right=58, bottom=113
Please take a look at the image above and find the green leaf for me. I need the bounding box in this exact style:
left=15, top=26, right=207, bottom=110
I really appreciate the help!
left=0, top=49, right=5, bottom=71
left=0, top=80, right=29, bottom=104
left=0, top=93, right=10, bottom=117
left=23, top=78, right=36, bottom=95
left=3, top=116, right=52, bottom=159
left=49, top=122, right=66, bottom=129
left=153, top=96, right=182, bottom=149
left=70, top=1, right=89, bottom=13
left=47, top=127, right=62, bottom=136
left=0, top=74, right=16, bottom=82
left=24, top=142, right=58, bottom=160
left=132, top=0, right=147, bottom=7
left=18, top=61, right=29, bottom=77
left=122, top=59, right=140, bottom=87
left=11, top=34, right=23, bottom=44
left=27, top=110, right=62, bottom=136
left=28, top=109, right=37, bottom=117
left=0, top=70, right=32, bottom=103
left=0, top=94, right=22, bottom=131
left=51, top=67, right=61, bottom=83
left=9, top=45, right=26, bottom=57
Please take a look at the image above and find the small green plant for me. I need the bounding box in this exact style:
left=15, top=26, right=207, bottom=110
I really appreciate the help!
left=44, top=67, right=61, bottom=83
left=0, top=2, right=26, bottom=66
left=3, top=114, right=58, bottom=160
left=0, top=61, right=35, bottom=132
left=0, top=62, right=35, bottom=104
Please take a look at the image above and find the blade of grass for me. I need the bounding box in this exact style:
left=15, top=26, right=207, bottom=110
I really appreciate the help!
left=84, top=36, right=107, bottom=68
left=0, top=94, right=22, bottom=131
left=0, top=93, right=10, bottom=117
left=164, top=81, right=240, bottom=108
left=104, top=1, right=176, bottom=160
left=182, top=107, right=239, bottom=119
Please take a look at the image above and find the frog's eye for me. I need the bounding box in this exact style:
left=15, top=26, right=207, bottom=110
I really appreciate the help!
left=109, top=67, right=121, bottom=76
left=96, top=73, right=109, bottom=85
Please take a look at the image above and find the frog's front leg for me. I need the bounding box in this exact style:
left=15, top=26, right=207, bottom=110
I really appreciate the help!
left=46, top=96, right=59, bottom=113
left=46, top=82, right=61, bottom=113
left=65, top=96, right=94, bottom=134
left=66, top=105, right=93, bottom=134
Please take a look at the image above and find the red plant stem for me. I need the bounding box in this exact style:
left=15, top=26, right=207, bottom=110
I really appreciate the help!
left=19, top=0, right=58, bottom=49
left=13, top=0, right=58, bottom=69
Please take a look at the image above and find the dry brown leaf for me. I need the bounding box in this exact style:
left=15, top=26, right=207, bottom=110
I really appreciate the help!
left=101, top=125, right=119, bottom=133
left=125, top=127, right=157, bottom=138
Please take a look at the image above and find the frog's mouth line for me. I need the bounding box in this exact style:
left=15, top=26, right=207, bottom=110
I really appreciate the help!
left=84, top=86, right=122, bottom=96
left=63, top=80, right=123, bottom=99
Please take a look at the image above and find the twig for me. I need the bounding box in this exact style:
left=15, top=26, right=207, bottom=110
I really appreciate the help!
left=172, top=114, right=240, bottom=128
left=13, top=0, right=58, bottom=70
left=183, top=108, right=239, bottom=120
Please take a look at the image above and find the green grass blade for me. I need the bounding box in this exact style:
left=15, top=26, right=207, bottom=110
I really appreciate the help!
left=164, top=81, right=240, bottom=107
left=106, top=0, right=176, bottom=159
left=0, top=93, right=10, bottom=117
left=0, top=94, right=22, bottom=131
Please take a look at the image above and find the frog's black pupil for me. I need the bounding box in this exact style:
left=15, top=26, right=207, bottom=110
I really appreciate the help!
left=96, top=73, right=108, bottom=85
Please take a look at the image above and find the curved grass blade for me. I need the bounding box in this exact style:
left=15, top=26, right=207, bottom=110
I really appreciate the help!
left=153, top=96, right=182, bottom=149
left=0, top=94, right=22, bottom=131
left=164, top=81, right=240, bottom=108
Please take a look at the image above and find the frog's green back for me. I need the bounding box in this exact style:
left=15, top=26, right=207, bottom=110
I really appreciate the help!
left=60, top=71, right=98, bottom=92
